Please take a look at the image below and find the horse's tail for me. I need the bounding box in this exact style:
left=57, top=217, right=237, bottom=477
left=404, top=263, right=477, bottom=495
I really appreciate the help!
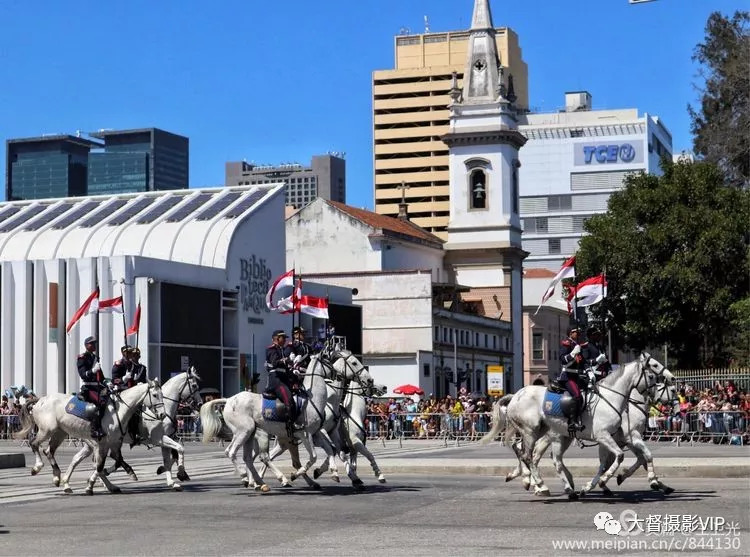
left=14, top=399, right=38, bottom=440
left=479, top=394, right=514, bottom=446
left=200, top=398, right=227, bottom=444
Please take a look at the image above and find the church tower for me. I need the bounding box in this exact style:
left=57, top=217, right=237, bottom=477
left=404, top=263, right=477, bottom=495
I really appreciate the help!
left=443, top=0, right=527, bottom=391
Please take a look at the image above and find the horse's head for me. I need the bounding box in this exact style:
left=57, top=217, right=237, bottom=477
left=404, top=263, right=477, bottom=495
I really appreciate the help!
left=369, top=383, right=388, bottom=397
left=183, top=366, right=203, bottom=409
left=636, top=352, right=675, bottom=395
left=145, top=378, right=166, bottom=421
left=331, top=351, right=373, bottom=388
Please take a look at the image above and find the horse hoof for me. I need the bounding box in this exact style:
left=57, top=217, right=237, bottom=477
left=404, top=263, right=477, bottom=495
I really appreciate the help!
left=578, top=490, right=587, bottom=498
left=568, top=492, right=579, bottom=501
left=156, top=466, right=165, bottom=475
left=129, top=473, right=138, bottom=482
left=177, top=470, right=190, bottom=482
left=111, top=487, right=122, bottom=495
left=311, top=482, right=322, bottom=491
left=505, top=474, right=514, bottom=483
left=522, top=481, right=531, bottom=491
left=85, top=489, right=93, bottom=496
left=331, top=475, right=340, bottom=483
left=172, top=484, right=183, bottom=492
left=535, top=488, right=551, bottom=497
left=313, top=469, right=322, bottom=480
left=353, top=483, right=366, bottom=492
left=662, top=486, right=674, bottom=495
left=650, top=482, right=661, bottom=491
left=242, top=479, right=250, bottom=488
left=616, top=474, right=624, bottom=486
left=64, top=487, right=73, bottom=495
left=281, top=481, right=293, bottom=488
left=290, top=473, right=298, bottom=482
left=378, top=477, right=386, bottom=484
left=601, top=487, right=614, bottom=498
left=30, top=467, right=41, bottom=476
left=53, top=477, right=60, bottom=487
left=259, top=484, right=271, bottom=493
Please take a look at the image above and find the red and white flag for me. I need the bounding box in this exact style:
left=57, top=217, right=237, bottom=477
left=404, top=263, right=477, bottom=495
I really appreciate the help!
left=127, top=301, right=141, bottom=336
left=66, top=288, right=100, bottom=333
left=278, top=277, right=302, bottom=314
left=266, top=269, right=295, bottom=311
left=566, top=274, right=607, bottom=311
left=535, top=255, right=576, bottom=314
left=94, top=295, right=124, bottom=314
left=299, top=295, right=329, bottom=319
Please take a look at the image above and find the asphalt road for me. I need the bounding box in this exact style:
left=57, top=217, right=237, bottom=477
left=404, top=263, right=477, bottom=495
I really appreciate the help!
left=1, top=471, right=748, bottom=556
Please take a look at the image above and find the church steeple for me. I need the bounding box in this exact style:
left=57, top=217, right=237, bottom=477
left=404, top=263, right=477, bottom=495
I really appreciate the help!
left=461, top=0, right=503, bottom=105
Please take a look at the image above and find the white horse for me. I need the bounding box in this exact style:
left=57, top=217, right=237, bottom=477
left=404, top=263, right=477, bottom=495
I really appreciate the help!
left=324, top=380, right=388, bottom=489
left=15, top=380, right=165, bottom=495
left=100, top=367, right=203, bottom=491
left=200, top=350, right=372, bottom=493
left=482, top=353, right=673, bottom=499
left=493, top=378, right=676, bottom=496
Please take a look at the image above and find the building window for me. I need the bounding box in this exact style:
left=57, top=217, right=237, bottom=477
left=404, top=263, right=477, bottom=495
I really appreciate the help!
left=423, top=364, right=431, bottom=377
left=470, top=169, right=487, bottom=209
left=535, top=217, right=548, bottom=233
left=549, top=238, right=561, bottom=254
left=484, top=334, right=488, bottom=348
left=493, top=336, right=497, bottom=350
left=532, top=331, right=544, bottom=360
left=434, top=326, right=439, bottom=341
left=475, top=332, right=480, bottom=346
left=512, top=169, right=519, bottom=214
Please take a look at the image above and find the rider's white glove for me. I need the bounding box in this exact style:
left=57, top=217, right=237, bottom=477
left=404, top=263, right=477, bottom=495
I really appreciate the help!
left=123, top=372, right=132, bottom=382
left=595, top=353, right=607, bottom=365
left=587, top=370, right=597, bottom=383
left=570, top=345, right=581, bottom=357
left=93, top=362, right=101, bottom=372
left=292, top=354, right=303, bottom=365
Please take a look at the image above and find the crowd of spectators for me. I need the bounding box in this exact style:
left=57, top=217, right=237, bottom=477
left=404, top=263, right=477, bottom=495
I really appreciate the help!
left=365, top=394, right=493, bottom=440
left=648, top=380, right=749, bottom=444
left=1, top=393, right=22, bottom=439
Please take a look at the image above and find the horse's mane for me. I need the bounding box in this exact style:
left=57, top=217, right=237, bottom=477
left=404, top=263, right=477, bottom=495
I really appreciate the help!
left=597, top=356, right=643, bottom=387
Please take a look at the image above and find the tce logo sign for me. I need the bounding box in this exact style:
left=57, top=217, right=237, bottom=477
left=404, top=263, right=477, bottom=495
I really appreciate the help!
left=582, top=143, right=636, bottom=164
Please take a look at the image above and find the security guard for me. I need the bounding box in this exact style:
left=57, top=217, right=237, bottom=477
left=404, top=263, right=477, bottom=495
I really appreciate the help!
left=77, top=336, right=107, bottom=439
left=265, top=330, right=300, bottom=436
left=558, top=326, right=586, bottom=432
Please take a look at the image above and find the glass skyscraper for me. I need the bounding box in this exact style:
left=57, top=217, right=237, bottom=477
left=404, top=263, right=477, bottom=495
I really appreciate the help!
left=5, top=136, right=98, bottom=201
left=5, top=128, right=189, bottom=201
left=88, top=128, right=188, bottom=195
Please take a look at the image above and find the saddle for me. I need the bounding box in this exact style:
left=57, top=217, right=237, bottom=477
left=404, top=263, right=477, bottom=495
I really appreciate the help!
left=65, top=396, right=98, bottom=421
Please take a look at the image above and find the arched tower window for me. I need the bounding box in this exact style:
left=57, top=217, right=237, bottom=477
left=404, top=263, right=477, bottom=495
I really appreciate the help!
left=470, top=169, right=487, bottom=209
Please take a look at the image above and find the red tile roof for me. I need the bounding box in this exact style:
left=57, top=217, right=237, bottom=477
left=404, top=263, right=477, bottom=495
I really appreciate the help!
left=325, top=200, right=444, bottom=246
left=524, top=268, right=557, bottom=278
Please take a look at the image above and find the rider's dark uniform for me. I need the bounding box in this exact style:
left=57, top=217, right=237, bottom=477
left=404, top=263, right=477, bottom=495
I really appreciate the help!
left=289, top=327, right=313, bottom=369
left=265, top=330, right=299, bottom=433
left=111, top=355, right=133, bottom=391
left=558, top=328, right=585, bottom=430
left=582, top=337, right=611, bottom=380
left=77, top=339, right=107, bottom=438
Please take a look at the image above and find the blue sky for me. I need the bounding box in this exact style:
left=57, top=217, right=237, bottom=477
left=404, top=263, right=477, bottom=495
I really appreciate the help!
left=0, top=0, right=745, bottom=208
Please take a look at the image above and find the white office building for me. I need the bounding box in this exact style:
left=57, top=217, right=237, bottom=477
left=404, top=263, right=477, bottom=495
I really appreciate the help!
left=517, top=91, right=673, bottom=269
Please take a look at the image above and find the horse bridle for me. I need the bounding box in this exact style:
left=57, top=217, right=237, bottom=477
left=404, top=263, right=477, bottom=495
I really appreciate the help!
left=592, top=354, right=670, bottom=420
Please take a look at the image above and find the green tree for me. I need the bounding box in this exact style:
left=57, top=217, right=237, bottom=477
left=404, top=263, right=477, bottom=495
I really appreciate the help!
left=688, top=11, right=750, bottom=187
left=577, top=160, right=750, bottom=368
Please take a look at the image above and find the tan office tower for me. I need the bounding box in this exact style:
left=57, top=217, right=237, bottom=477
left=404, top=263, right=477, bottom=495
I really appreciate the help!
left=373, top=25, right=528, bottom=239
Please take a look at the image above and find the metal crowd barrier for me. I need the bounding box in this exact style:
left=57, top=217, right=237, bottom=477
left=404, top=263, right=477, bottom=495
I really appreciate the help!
left=0, top=414, right=21, bottom=441
left=646, top=410, right=749, bottom=445
left=364, top=412, right=495, bottom=444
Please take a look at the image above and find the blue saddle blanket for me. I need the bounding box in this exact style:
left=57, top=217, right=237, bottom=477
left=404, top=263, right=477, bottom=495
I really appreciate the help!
left=261, top=396, right=304, bottom=422
left=542, top=391, right=567, bottom=418
left=65, top=396, right=96, bottom=421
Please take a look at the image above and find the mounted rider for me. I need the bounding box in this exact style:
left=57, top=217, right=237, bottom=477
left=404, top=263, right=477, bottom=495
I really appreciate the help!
left=582, top=326, right=611, bottom=381
left=77, top=336, right=107, bottom=439
left=289, top=326, right=313, bottom=371
left=111, top=345, right=134, bottom=392
left=558, top=326, right=586, bottom=432
left=265, top=329, right=302, bottom=436
left=112, top=346, right=149, bottom=445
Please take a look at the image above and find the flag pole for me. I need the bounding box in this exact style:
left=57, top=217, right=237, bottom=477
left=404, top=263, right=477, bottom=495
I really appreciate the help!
left=120, top=284, right=128, bottom=348
left=94, top=258, right=100, bottom=353
left=135, top=297, right=141, bottom=351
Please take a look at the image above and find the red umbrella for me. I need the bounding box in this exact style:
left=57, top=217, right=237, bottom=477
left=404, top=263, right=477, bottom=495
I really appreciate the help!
left=393, top=384, right=424, bottom=396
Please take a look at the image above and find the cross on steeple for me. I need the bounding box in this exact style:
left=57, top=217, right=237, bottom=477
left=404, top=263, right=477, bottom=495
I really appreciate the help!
left=397, top=181, right=410, bottom=220
left=397, top=181, right=410, bottom=204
